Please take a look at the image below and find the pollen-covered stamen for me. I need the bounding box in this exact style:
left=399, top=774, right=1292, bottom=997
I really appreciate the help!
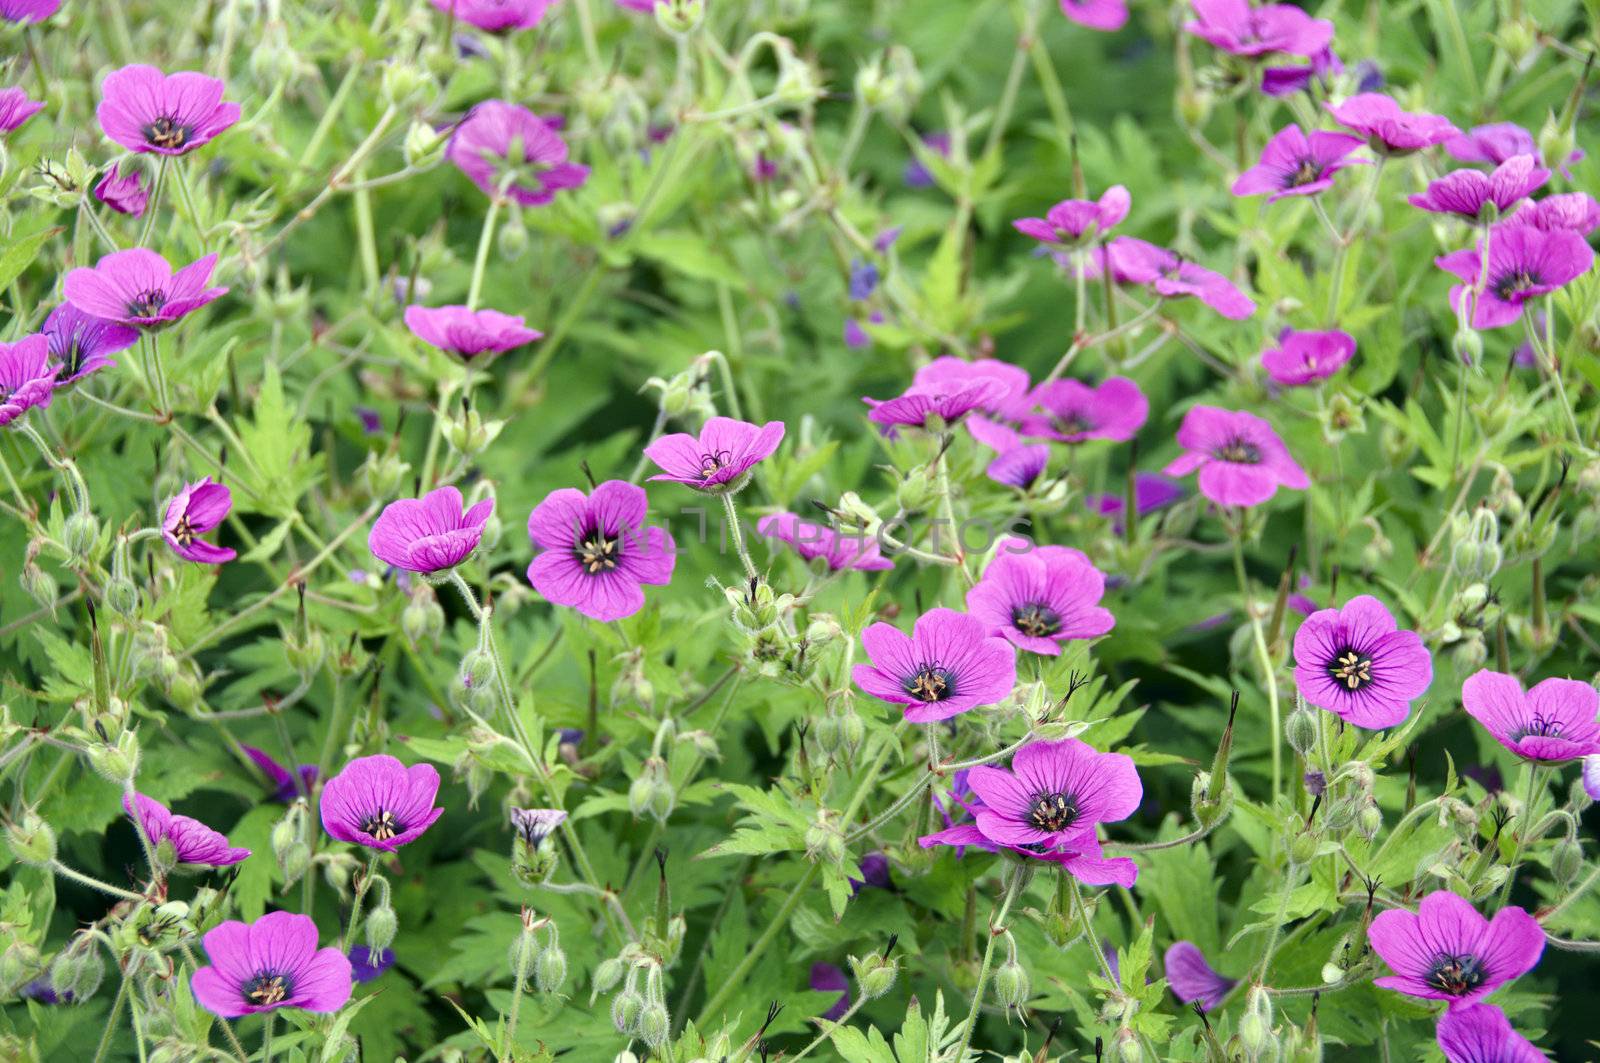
left=904, top=666, right=955, bottom=703
left=1424, top=953, right=1486, bottom=996
left=1012, top=603, right=1062, bottom=639
left=1288, top=158, right=1322, bottom=187
left=1328, top=649, right=1374, bottom=691
left=1492, top=269, right=1540, bottom=302
left=1026, top=790, right=1079, bottom=833
left=697, top=449, right=734, bottom=480
left=574, top=530, right=620, bottom=574
left=243, top=972, right=291, bottom=1006
left=127, top=288, right=169, bottom=318
left=142, top=116, right=192, bottom=150
left=172, top=515, right=197, bottom=546
left=361, top=809, right=402, bottom=841
left=1215, top=436, right=1262, bottom=464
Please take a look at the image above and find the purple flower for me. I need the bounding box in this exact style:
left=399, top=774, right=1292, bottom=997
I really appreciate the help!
left=1326, top=92, right=1460, bottom=154
left=162, top=478, right=236, bottom=564
left=1368, top=890, right=1543, bottom=1008
left=368, top=486, right=493, bottom=574
left=93, top=163, right=148, bottom=216
left=809, top=962, right=850, bottom=1021
left=0, top=334, right=59, bottom=427
left=844, top=310, right=885, bottom=349
left=1023, top=376, right=1147, bottom=443
left=853, top=607, right=1017, bottom=723
left=1261, top=47, right=1342, bottom=98
left=864, top=380, right=1001, bottom=431
left=1231, top=124, right=1367, bottom=202
left=526, top=480, right=676, bottom=622
left=1408, top=156, right=1549, bottom=220
left=1462, top=670, right=1600, bottom=763
left=356, top=407, right=383, bottom=435
left=96, top=65, right=239, bottom=155
left=849, top=852, right=892, bottom=893
left=757, top=512, right=893, bottom=572
left=1162, top=406, right=1308, bottom=507
left=62, top=248, right=228, bottom=329
left=966, top=544, right=1114, bottom=656
left=913, top=356, right=1034, bottom=421
left=42, top=303, right=137, bottom=388
left=1507, top=192, right=1600, bottom=236
left=1164, top=941, right=1235, bottom=1012
left=1436, top=1004, right=1544, bottom=1063
left=426, top=0, right=553, bottom=31
left=123, top=792, right=251, bottom=868
left=20, top=977, right=68, bottom=1004
left=613, top=0, right=654, bottom=10
left=1259, top=328, right=1356, bottom=386
left=0, top=0, right=59, bottom=23
left=510, top=807, right=568, bottom=846
left=1104, top=237, right=1256, bottom=319
left=1585, top=755, right=1600, bottom=802
left=191, top=911, right=353, bottom=1018
left=848, top=259, right=879, bottom=301
left=0, top=87, right=44, bottom=134
left=242, top=745, right=318, bottom=803
left=1447, top=121, right=1584, bottom=179
left=320, top=754, right=444, bottom=852
left=1059, top=0, right=1127, bottom=29
left=348, top=946, right=395, bottom=984
left=644, top=417, right=785, bottom=492
left=1184, top=0, right=1332, bottom=58
left=904, top=132, right=950, bottom=188
left=1087, top=473, right=1184, bottom=530
left=403, top=304, right=542, bottom=359
left=987, top=445, right=1051, bottom=490
left=447, top=101, right=589, bottom=206
left=1436, top=224, right=1594, bottom=330
left=1013, top=186, right=1131, bottom=246
left=1292, top=595, right=1432, bottom=729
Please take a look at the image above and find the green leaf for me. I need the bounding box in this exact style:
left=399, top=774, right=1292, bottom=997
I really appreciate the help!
left=0, top=225, right=62, bottom=291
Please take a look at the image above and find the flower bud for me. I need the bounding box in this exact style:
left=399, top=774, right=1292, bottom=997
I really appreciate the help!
left=86, top=731, right=140, bottom=785
left=1451, top=327, right=1483, bottom=366
left=637, top=1002, right=670, bottom=1048
left=612, top=987, right=644, bottom=1034
left=1552, top=837, right=1582, bottom=886
left=1285, top=706, right=1318, bottom=757
left=654, top=0, right=704, bottom=35
left=498, top=212, right=530, bottom=261
left=365, top=904, right=398, bottom=953
left=510, top=931, right=541, bottom=981
left=849, top=947, right=899, bottom=1000
left=105, top=576, right=139, bottom=618
left=804, top=816, right=846, bottom=866
left=403, top=121, right=448, bottom=169
left=1238, top=987, right=1275, bottom=1060
left=535, top=942, right=567, bottom=993
left=443, top=408, right=505, bottom=457
left=381, top=60, right=437, bottom=110
left=360, top=452, right=412, bottom=501
left=1356, top=801, right=1383, bottom=841
left=20, top=557, right=56, bottom=613
left=629, top=758, right=675, bottom=823
left=0, top=941, right=43, bottom=996
left=5, top=810, right=56, bottom=866
left=1319, top=393, right=1364, bottom=442
left=992, top=958, right=1029, bottom=1009
left=591, top=956, right=625, bottom=1000
left=63, top=511, right=100, bottom=561
left=1451, top=633, right=1488, bottom=672
left=1288, top=829, right=1320, bottom=866
left=1538, top=111, right=1576, bottom=178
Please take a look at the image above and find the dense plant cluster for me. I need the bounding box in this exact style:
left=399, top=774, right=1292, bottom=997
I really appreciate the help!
left=1, top=0, right=1598, bottom=1060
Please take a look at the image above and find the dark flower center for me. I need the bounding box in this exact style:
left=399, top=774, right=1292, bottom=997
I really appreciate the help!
left=697, top=449, right=734, bottom=480
left=1026, top=791, right=1079, bottom=833
left=1510, top=710, right=1565, bottom=741
left=1214, top=436, right=1261, bottom=464
left=127, top=288, right=169, bottom=318
left=143, top=116, right=192, bottom=150
left=1327, top=649, right=1374, bottom=691
left=243, top=971, right=291, bottom=1006
left=574, top=529, right=620, bottom=574
left=1012, top=603, right=1062, bottom=638
left=1424, top=953, right=1485, bottom=996
left=1492, top=269, right=1540, bottom=302
left=61, top=339, right=87, bottom=377
left=904, top=666, right=955, bottom=703
left=172, top=515, right=197, bottom=546
left=1287, top=158, right=1323, bottom=187
left=361, top=809, right=402, bottom=841
left=0, top=385, right=10, bottom=403
left=1053, top=413, right=1093, bottom=436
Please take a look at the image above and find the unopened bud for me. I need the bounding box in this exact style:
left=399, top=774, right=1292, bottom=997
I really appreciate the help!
left=5, top=811, right=56, bottom=866
left=637, top=1002, right=670, bottom=1048
left=535, top=943, right=567, bottom=993
left=64, top=511, right=100, bottom=560
left=993, top=959, right=1029, bottom=1009
left=1552, top=837, right=1582, bottom=886
left=403, top=121, right=447, bottom=169
left=365, top=904, right=398, bottom=953
left=86, top=731, right=140, bottom=785
left=1285, top=706, right=1318, bottom=757
left=509, top=932, right=540, bottom=981
left=612, top=988, right=644, bottom=1034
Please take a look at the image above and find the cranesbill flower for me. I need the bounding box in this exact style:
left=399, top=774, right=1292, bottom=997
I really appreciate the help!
left=526, top=479, right=675, bottom=622
left=1163, top=406, right=1308, bottom=507
left=850, top=852, right=892, bottom=893
left=1086, top=473, right=1184, bottom=531
left=447, top=100, right=589, bottom=206
left=42, top=303, right=137, bottom=388
left=987, top=445, right=1051, bottom=490
left=1408, top=156, right=1548, bottom=220
left=1164, top=942, right=1235, bottom=1012
left=1368, top=890, right=1542, bottom=1008
left=757, top=512, right=893, bottom=572
left=848, top=259, right=879, bottom=301
left=93, top=164, right=148, bottom=216
left=62, top=249, right=228, bottom=329
left=1436, top=225, right=1594, bottom=330
left=1231, top=124, right=1366, bottom=201
left=242, top=745, right=318, bottom=803
left=853, top=607, right=1016, bottom=723
left=321, top=754, right=444, bottom=851
left=865, top=380, right=1001, bottom=431
left=0, top=0, right=58, bottom=23
left=1260, top=328, right=1356, bottom=386
left=1292, top=595, right=1432, bottom=729
left=1261, top=47, right=1342, bottom=97
left=1104, top=237, right=1255, bottom=319
left=1023, top=376, right=1147, bottom=443
left=510, top=807, right=567, bottom=846
left=1447, top=121, right=1584, bottom=179
left=1184, top=0, right=1332, bottom=58
left=844, top=310, right=885, bottom=349
left=644, top=417, right=785, bottom=493
left=1059, top=0, right=1126, bottom=28
left=966, top=545, right=1114, bottom=655
left=0, top=335, right=59, bottom=428
left=1326, top=92, right=1460, bottom=154
left=1013, top=186, right=1131, bottom=246
left=163, top=478, right=236, bottom=564
left=96, top=65, right=240, bottom=155
left=403, top=305, right=542, bottom=359
left=123, top=792, right=251, bottom=868
left=1462, top=670, right=1600, bottom=763
left=427, top=0, right=553, bottom=31
left=368, top=486, right=493, bottom=574
left=349, top=946, right=395, bottom=984
left=1585, top=755, right=1600, bottom=802
left=191, top=911, right=352, bottom=1018
left=809, top=962, right=850, bottom=1021
left=1508, top=192, right=1600, bottom=236
left=914, top=356, right=1034, bottom=422
left=1436, top=1004, right=1544, bottom=1063
left=0, top=87, right=43, bottom=134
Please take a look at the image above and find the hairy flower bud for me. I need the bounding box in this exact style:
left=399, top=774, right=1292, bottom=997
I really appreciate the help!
left=403, top=120, right=447, bottom=169
left=992, top=958, right=1029, bottom=1009
left=49, top=938, right=105, bottom=1002
left=629, top=758, right=675, bottom=823
left=535, top=942, right=567, bottom=993
left=1551, top=837, right=1582, bottom=886
left=612, top=987, right=644, bottom=1034
left=510, top=931, right=541, bottom=981
left=365, top=904, right=398, bottom=953
left=86, top=731, right=140, bottom=785
left=637, top=1002, right=670, bottom=1048
left=5, top=810, right=56, bottom=867
left=63, top=511, right=100, bottom=562
left=1285, top=706, right=1318, bottom=757
left=848, top=947, right=899, bottom=1000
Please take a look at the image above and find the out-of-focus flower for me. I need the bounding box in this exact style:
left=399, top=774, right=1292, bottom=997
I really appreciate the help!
left=1259, top=328, right=1356, bottom=386
left=426, top=0, right=554, bottom=32
left=1013, top=186, right=1131, bottom=246
left=447, top=100, right=589, bottom=206
left=757, top=512, right=893, bottom=571
left=1059, top=0, right=1127, bottom=30
left=0, top=87, right=44, bottom=134
left=403, top=305, right=542, bottom=359
left=1231, top=124, right=1366, bottom=202
left=1326, top=92, right=1460, bottom=154
left=1023, top=377, right=1147, bottom=443
left=1184, top=0, right=1332, bottom=58
left=1164, top=942, right=1235, bottom=1011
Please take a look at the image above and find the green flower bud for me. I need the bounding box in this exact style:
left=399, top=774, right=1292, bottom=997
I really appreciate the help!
left=1538, top=112, right=1576, bottom=178
left=653, top=0, right=703, bottom=34
left=403, top=120, right=448, bottom=169
left=20, top=558, right=57, bottom=613
left=591, top=957, right=625, bottom=1001
left=105, top=576, right=140, bottom=618
left=1356, top=801, right=1383, bottom=842
left=497, top=212, right=530, bottom=261
left=848, top=948, right=899, bottom=1000
left=1285, top=706, right=1318, bottom=757
left=63, top=511, right=100, bottom=561
left=611, top=988, right=644, bottom=1034
left=629, top=759, right=675, bottom=823
left=361, top=452, right=412, bottom=501
left=49, top=940, right=105, bottom=1002
left=365, top=904, right=398, bottom=953
left=1288, top=829, right=1320, bottom=866
left=535, top=942, right=567, bottom=993
left=1551, top=837, right=1582, bottom=886
left=86, top=731, right=140, bottom=785
left=992, top=959, right=1029, bottom=1009
left=5, top=810, right=57, bottom=867
left=509, top=932, right=540, bottom=981
left=637, top=1002, right=670, bottom=1048
left=443, top=408, right=505, bottom=457
left=381, top=60, right=437, bottom=110
left=0, top=941, right=44, bottom=996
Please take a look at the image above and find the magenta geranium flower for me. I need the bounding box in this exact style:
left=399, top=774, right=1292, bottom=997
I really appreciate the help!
left=1232, top=124, right=1366, bottom=202
left=191, top=911, right=352, bottom=1018
left=1023, top=376, right=1147, bottom=443
left=62, top=249, right=228, bottom=329
left=162, top=478, right=236, bottom=564
left=864, top=379, right=1001, bottom=431
left=320, top=754, right=444, bottom=852
left=96, top=65, right=240, bottom=155
left=1447, top=121, right=1584, bottom=178
left=123, top=792, right=250, bottom=868
left=1260, top=328, right=1356, bottom=386
left=914, top=357, right=1033, bottom=421
left=1105, top=237, right=1255, bottom=319
left=1508, top=192, right=1600, bottom=236
left=966, top=544, right=1114, bottom=655
left=0, top=0, right=58, bottom=23
left=986, top=445, right=1051, bottom=490
left=1059, top=0, right=1126, bottom=29
left=1165, top=942, right=1235, bottom=1011
left=1087, top=473, right=1184, bottom=531
left=1184, top=0, right=1332, bottom=57
left=0, top=334, right=59, bottom=428
left=1436, top=224, right=1594, bottom=330
left=756, top=512, right=892, bottom=572
left=526, top=479, right=676, bottom=622
left=42, top=303, right=137, bottom=388
left=644, top=417, right=785, bottom=493
left=1261, top=46, right=1341, bottom=97
left=510, top=807, right=568, bottom=846
left=447, top=100, right=589, bottom=206
left=93, top=164, right=149, bottom=217
left=242, top=745, right=318, bottom=804
left=1369, top=890, right=1543, bottom=1009
left=1326, top=93, right=1460, bottom=154
left=403, top=304, right=542, bottom=359
left=1408, top=156, right=1548, bottom=220
left=1163, top=406, right=1308, bottom=507
left=853, top=607, right=1017, bottom=723
left=1292, top=595, right=1432, bottom=729
left=426, top=0, right=554, bottom=30
left=0, top=87, right=44, bottom=134
left=1013, top=186, right=1131, bottom=246
left=368, top=486, right=493, bottom=574
left=1462, top=670, right=1600, bottom=763
left=1437, top=1004, right=1544, bottom=1063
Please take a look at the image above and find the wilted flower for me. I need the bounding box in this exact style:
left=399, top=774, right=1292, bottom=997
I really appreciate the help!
left=966, top=541, right=1114, bottom=655
left=242, top=745, right=318, bottom=803
left=1059, top=0, right=1127, bottom=30
left=1408, top=156, right=1548, bottom=220
left=1023, top=376, right=1147, bottom=443
left=1326, top=92, right=1460, bottom=154
left=525, top=480, right=676, bottom=621
left=510, top=807, right=567, bottom=845
left=96, top=65, right=240, bottom=155
left=403, top=305, right=542, bottom=359
left=853, top=607, right=1017, bottom=723
left=320, top=754, right=444, bottom=851
left=123, top=792, right=251, bottom=868
left=1231, top=124, right=1366, bottom=201
left=757, top=512, right=893, bottom=571
left=1184, top=0, right=1332, bottom=58
left=368, top=486, right=493, bottom=574
left=1013, top=186, right=1131, bottom=246
left=643, top=417, right=785, bottom=493
left=1103, top=237, right=1255, bottom=319
left=0, top=87, right=44, bottom=134
left=42, top=303, right=137, bottom=388
left=162, top=478, right=236, bottom=564
left=1368, top=890, right=1542, bottom=1008
left=0, top=334, right=59, bottom=427
left=447, top=100, right=589, bottom=206
left=426, top=0, right=554, bottom=31
left=1436, top=1003, right=1544, bottom=1063
left=1436, top=224, right=1594, bottom=330
left=1164, top=941, right=1235, bottom=1012
left=1292, top=595, right=1432, bottom=729
left=1162, top=406, right=1308, bottom=507
left=1260, top=328, right=1356, bottom=386
left=93, top=164, right=148, bottom=216
left=1462, top=670, right=1600, bottom=763
left=62, top=249, right=228, bottom=329
left=191, top=911, right=352, bottom=1017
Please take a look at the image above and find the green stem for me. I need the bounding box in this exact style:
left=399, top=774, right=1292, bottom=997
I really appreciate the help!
left=791, top=996, right=866, bottom=1060
left=952, top=868, right=1025, bottom=1062
left=261, top=1014, right=275, bottom=1063
left=52, top=860, right=145, bottom=902
left=91, top=972, right=132, bottom=1063
left=137, top=158, right=170, bottom=248
left=502, top=929, right=534, bottom=1057
left=1231, top=523, right=1282, bottom=805
left=720, top=492, right=758, bottom=580
left=339, top=852, right=380, bottom=953
left=694, top=862, right=821, bottom=1027
left=1497, top=764, right=1545, bottom=907
left=466, top=195, right=504, bottom=311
